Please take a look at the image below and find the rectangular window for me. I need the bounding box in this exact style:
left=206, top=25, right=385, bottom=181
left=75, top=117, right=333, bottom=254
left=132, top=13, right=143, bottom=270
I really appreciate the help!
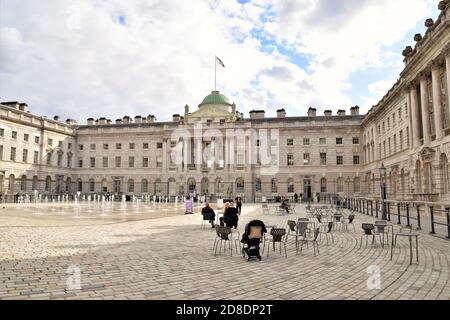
left=170, top=141, right=176, bottom=148
left=0, top=145, right=3, bottom=160
left=90, top=144, right=96, bottom=150
left=303, top=138, right=310, bottom=146
left=287, top=154, right=294, bottom=166
left=79, top=144, right=84, bottom=151
left=393, top=134, right=397, bottom=153
left=287, top=139, right=294, bottom=146
left=57, top=153, right=62, bottom=166
left=34, top=151, right=39, bottom=164
left=399, top=131, right=403, bottom=150
left=383, top=141, right=386, bottom=158
left=336, top=154, right=343, bottom=165
left=157, top=142, right=163, bottom=149
left=129, top=143, right=135, bottom=150
left=392, top=113, right=396, bottom=124
left=336, top=137, right=343, bottom=145
left=12, top=131, right=17, bottom=139
left=388, top=137, right=391, bottom=155
left=319, top=138, right=326, bottom=145
left=46, top=153, right=51, bottom=165
left=58, top=141, right=63, bottom=148
left=102, top=157, right=108, bottom=168
left=143, top=143, right=149, bottom=149
left=115, top=156, right=121, bottom=168
left=353, top=155, right=360, bottom=165
left=156, top=156, right=163, bottom=167
left=129, top=156, right=135, bottom=168
left=78, top=159, right=83, bottom=168
left=35, top=136, right=40, bottom=144
left=10, top=147, right=16, bottom=161
left=352, top=137, right=359, bottom=145
left=143, top=157, right=149, bottom=168
left=0, top=128, right=4, bottom=137
left=22, top=149, right=28, bottom=162
left=68, top=143, right=72, bottom=149
left=103, top=143, right=109, bottom=150
left=256, top=140, right=261, bottom=147
left=48, top=138, right=53, bottom=146
left=90, top=157, right=95, bottom=168
left=24, top=134, right=29, bottom=142
left=320, top=153, right=327, bottom=165
left=67, top=154, right=72, bottom=168
left=116, top=143, right=122, bottom=150
left=303, top=153, right=310, bottom=165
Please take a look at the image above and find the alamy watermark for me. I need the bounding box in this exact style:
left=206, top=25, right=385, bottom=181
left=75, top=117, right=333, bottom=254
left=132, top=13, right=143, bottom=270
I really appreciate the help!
left=366, top=265, right=381, bottom=290
left=169, top=123, right=280, bottom=176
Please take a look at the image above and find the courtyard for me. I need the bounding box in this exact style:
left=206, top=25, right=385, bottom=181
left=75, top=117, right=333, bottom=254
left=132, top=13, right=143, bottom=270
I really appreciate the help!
left=0, top=202, right=449, bottom=300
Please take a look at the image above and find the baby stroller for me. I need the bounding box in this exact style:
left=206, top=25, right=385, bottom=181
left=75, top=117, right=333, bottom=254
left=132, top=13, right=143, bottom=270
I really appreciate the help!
left=241, top=220, right=267, bottom=261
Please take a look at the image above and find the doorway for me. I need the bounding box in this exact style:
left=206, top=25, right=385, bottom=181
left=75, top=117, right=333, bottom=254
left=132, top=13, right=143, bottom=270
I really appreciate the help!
left=303, top=179, right=312, bottom=200
left=113, top=180, right=121, bottom=193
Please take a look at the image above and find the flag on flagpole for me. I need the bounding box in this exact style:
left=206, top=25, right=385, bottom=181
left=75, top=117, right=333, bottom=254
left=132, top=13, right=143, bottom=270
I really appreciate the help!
left=215, top=56, right=225, bottom=68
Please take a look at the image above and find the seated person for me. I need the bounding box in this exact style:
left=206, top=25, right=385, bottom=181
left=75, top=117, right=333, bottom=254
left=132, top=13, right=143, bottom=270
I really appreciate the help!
left=201, top=203, right=216, bottom=228
left=221, top=203, right=239, bottom=229
left=281, top=199, right=290, bottom=214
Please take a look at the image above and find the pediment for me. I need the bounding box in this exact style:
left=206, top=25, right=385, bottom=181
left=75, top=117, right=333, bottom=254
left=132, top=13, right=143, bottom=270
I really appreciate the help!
left=186, top=105, right=233, bottom=119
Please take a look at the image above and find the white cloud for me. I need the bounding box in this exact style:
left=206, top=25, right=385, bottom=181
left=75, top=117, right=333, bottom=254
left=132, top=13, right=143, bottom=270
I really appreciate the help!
left=0, top=0, right=439, bottom=122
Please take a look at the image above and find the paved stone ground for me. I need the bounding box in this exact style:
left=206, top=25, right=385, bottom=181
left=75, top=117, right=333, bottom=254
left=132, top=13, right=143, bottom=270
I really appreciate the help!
left=0, top=202, right=449, bottom=300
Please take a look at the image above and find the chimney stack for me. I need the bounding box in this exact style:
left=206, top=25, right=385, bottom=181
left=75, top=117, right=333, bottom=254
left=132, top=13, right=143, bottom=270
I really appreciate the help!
left=87, top=118, right=94, bottom=125
left=307, top=107, right=317, bottom=117
left=249, top=110, right=265, bottom=119
left=276, top=109, right=286, bottom=118
left=350, top=106, right=360, bottom=116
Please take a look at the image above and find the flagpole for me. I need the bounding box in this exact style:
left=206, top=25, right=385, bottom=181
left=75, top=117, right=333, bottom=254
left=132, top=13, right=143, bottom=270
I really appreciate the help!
left=214, top=56, right=217, bottom=91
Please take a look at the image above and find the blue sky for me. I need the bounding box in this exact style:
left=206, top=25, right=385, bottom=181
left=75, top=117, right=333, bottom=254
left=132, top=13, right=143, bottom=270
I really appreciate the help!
left=0, top=0, right=442, bottom=122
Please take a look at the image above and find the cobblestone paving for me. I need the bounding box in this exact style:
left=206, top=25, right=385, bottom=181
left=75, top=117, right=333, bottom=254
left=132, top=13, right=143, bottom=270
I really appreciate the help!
left=0, top=203, right=449, bottom=300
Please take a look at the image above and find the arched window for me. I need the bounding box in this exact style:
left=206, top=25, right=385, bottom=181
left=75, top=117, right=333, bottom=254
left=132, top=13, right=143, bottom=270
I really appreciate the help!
left=45, top=176, right=51, bottom=192
left=255, top=179, right=261, bottom=193
left=354, top=177, right=361, bottom=193
left=236, top=178, right=244, bottom=194
left=287, top=178, right=294, bottom=193
left=32, top=176, right=38, bottom=191
left=89, top=179, right=95, bottom=192
left=215, top=178, right=223, bottom=194
left=142, top=179, right=148, bottom=193
left=20, top=175, right=27, bottom=191
left=320, top=178, right=327, bottom=193
left=155, top=179, right=163, bottom=194
left=187, top=178, right=196, bottom=194
left=337, top=177, right=343, bottom=193
left=271, top=178, right=277, bottom=193
left=201, top=178, right=209, bottom=195
left=8, top=174, right=15, bottom=192
left=128, top=179, right=134, bottom=193
left=77, top=179, right=83, bottom=192
left=441, top=154, right=449, bottom=194
left=101, top=179, right=107, bottom=192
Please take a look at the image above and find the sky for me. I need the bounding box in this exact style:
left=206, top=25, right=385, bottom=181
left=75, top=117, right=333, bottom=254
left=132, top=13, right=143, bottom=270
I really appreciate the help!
left=0, top=0, right=441, bottom=122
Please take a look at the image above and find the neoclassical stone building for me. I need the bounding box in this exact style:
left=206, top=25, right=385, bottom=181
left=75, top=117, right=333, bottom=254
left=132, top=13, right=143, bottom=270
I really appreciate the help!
left=1, top=2, right=449, bottom=203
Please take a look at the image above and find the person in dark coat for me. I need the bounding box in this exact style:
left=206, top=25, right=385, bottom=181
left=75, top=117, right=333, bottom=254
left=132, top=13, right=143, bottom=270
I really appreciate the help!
left=235, top=197, right=242, bottom=214
left=201, top=203, right=216, bottom=228
left=222, top=203, right=239, bottom=229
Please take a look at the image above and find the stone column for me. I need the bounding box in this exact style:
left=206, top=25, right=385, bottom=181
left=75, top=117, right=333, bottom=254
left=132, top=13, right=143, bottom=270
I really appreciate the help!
left=431, top=62, right=444, bottom=139
left=410, top=84, right=421, bottom=148
left=446, top=53, right=450, bottom=128
left=196, top=137, right=202, bottom=173
left=419, top=74, right=431, bottom=145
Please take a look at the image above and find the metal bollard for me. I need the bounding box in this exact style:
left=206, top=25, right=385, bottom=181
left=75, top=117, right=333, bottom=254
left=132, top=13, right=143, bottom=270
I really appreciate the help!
left=416, top=205, right=422, bottom=230
left=430, top=206, right=435, bottom=235
left=406, top=204, right=410, bottom=227
left=375, top=201, right=379, bottom=218
left=446, top=208, right=450, bottom=239
left=387, top=202, right=391, bottom=221
left=397, top=203, right=401, bottom=225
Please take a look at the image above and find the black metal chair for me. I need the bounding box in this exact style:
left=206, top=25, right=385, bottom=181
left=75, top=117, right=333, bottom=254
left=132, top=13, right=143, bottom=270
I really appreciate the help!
left=213, top=226, right=239, bottom=257
left=359, top=223, right=376, bottom=249
left=318, top=222, right=334, bottom=245
left=264, top=228, right=288, bottom=258
left=297, top=228, right=320, bottom=256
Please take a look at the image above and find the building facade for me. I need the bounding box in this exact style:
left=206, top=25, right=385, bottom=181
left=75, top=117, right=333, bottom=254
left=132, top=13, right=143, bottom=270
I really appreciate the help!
left=1, top=2, right=449, bottom=203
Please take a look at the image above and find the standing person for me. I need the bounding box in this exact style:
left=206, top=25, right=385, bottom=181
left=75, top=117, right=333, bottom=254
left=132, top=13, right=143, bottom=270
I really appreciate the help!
left=235, top=196, right=242, bottom=215
left=294, top=193, right=298, bottom=203
left=185, top=196, right=193, bottom=214
left=201, top=203, right=216, bottom=228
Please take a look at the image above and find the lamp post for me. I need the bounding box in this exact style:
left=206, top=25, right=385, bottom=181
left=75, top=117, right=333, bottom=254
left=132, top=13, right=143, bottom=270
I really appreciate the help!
left=346, top=177, right=351, bottom=209
left=379, top=163, right=387, bottom=220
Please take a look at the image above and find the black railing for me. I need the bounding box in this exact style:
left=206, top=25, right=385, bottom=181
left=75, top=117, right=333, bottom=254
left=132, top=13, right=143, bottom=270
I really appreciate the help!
left=344, top=197, right=450, bottom=240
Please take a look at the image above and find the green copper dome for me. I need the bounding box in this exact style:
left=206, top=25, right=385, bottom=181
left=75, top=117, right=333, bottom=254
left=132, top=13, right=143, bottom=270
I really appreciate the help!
left=199, top=91, right=232, bottom=107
